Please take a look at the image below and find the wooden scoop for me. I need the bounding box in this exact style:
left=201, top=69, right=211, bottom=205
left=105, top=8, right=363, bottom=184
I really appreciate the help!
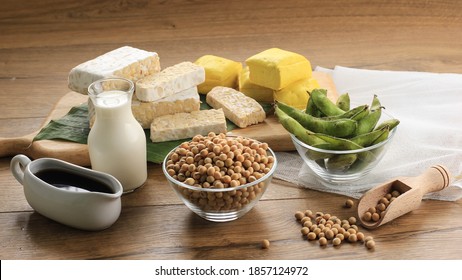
left=357, top=165, right=452, bottom=229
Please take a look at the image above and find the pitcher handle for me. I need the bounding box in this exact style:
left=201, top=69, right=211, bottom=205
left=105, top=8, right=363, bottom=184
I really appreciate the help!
left=10, top=154, right=31, bottom=185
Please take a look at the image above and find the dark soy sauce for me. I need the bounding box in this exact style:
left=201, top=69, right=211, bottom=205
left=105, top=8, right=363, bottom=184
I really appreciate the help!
left=34, top=169, right=114, bottom=194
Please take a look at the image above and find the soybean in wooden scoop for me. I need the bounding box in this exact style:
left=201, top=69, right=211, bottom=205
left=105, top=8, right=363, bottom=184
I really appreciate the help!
left=357, top=165, right=452, bottom=229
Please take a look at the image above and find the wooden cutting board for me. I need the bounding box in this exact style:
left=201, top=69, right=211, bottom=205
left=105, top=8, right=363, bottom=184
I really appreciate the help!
left=0, top=72, right=338, bottom=166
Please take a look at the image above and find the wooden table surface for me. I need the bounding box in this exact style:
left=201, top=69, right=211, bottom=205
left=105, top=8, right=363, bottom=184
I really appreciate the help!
left=1, top=0, right=461, bottom=260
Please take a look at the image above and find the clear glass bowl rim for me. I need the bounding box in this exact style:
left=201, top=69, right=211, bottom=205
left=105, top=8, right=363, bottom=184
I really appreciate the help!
left=162, top=136, right=278, bottom=193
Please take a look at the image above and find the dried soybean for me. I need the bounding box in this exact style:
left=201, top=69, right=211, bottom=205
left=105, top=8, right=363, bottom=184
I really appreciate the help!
left=166, top=133, right=274, bottom=212
left=362, top=188, right=403, bottom=223
left=262, top=239, right=270, bottom=249
left=294, top=208, right=375, bottom=250
left=345, top=199, right=354, bottom=208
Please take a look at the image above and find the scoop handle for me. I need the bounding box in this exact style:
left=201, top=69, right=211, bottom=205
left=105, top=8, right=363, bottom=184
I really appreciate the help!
left=405, top=165, right=452, bottom=194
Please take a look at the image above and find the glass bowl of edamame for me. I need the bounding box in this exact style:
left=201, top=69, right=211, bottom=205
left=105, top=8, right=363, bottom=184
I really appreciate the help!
left=162, top=133, right=277, bottom=222
left=291, top=124, right=396, bottom=184
left=276, top=91, right=400, bottom=184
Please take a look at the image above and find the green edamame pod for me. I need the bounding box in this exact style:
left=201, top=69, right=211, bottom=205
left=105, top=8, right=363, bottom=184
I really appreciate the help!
left=350, top=126, right=389, bottom=147
left=355, top=108, right=381, bottom=135
left=305, top=91, right=323, bottom=117
left=336, top=93, right=350, bottom=111
left=311, top=133, right=364, bottom=151
left=323, top=104, right=369, bottom=120
left=311, top=89, right=345, bottom=116
left=351, top=106, right=370, bottom=121
left=275, top=107, right=327, bottom=146
left=375, top=118, right=400, bottom=131
left=348, top=151, right=376, bottom=172
left=277, top=101, right=357, bottom=138
left=371, top=126, right=390, bottom=145
left=326, top=154, right=358, bottom=172
left=305, top=143, right=334, bottom=161
left=371, top=94, right=382, bottom=111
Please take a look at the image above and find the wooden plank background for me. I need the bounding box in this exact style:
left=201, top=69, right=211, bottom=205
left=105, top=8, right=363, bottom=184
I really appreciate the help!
left=0, top=0, right=461, bottom=260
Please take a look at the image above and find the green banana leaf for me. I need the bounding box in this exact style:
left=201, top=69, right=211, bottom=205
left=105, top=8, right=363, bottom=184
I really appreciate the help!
left=33, top=95, right=273, bottom=164
left=33, top=104, right=90, bottom=144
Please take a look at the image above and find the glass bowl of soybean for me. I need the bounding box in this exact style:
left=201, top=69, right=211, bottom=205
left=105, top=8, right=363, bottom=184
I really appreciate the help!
left=162, top=134, right=277, bottom=222
left=291, top=110, right=398, bottom=184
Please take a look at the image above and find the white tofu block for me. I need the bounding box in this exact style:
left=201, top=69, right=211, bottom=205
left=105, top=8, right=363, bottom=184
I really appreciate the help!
left=132, top=87, right=200, bottom=129
left=206, top=86, right=266, bottom=128
left=68, top=46, right=160, bottom=94
left=136, top=61, right=205, bottom=102
left=150, top=109, right=227, bottom=142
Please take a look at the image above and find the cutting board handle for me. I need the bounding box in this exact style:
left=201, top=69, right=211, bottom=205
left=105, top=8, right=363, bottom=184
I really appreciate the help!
left=0, top=133, right=35, bottom=158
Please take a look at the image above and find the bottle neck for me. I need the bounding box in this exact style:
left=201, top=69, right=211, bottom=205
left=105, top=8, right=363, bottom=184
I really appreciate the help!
left=90, top=90, right=137, bottom=124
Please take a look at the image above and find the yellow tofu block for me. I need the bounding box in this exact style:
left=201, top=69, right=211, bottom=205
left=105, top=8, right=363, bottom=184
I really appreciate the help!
left=195, top=55, right=243, bottom=94
left=245, top=48, right=312, bottom=90
left=273, top=77, right=320, bottom=110
left=238, top=67, right=273, bottom=103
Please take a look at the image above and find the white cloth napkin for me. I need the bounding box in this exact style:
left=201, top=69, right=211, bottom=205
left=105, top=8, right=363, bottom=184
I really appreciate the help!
left=274, top=66, right=462, bottom=201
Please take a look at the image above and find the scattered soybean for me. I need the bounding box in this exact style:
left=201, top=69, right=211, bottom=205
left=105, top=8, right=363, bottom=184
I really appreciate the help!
left=319, top=237, right=328, bottom=246
left=333, top=237, right=342, bottom=246
left=345, top=199, right=354, bottom=208
left=366, top=239, right=376, bottom=249
left=294, top=209, right=375, bottom=250
left=262, top=239, right=270, bottom=249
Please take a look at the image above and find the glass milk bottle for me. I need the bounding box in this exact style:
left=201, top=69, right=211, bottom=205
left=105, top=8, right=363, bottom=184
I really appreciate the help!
left=87, top=78, right=147, bottom=193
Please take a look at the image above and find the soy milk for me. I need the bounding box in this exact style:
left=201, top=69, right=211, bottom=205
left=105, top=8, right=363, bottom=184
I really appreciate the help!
left=88, top=78, right=147, bottom=192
